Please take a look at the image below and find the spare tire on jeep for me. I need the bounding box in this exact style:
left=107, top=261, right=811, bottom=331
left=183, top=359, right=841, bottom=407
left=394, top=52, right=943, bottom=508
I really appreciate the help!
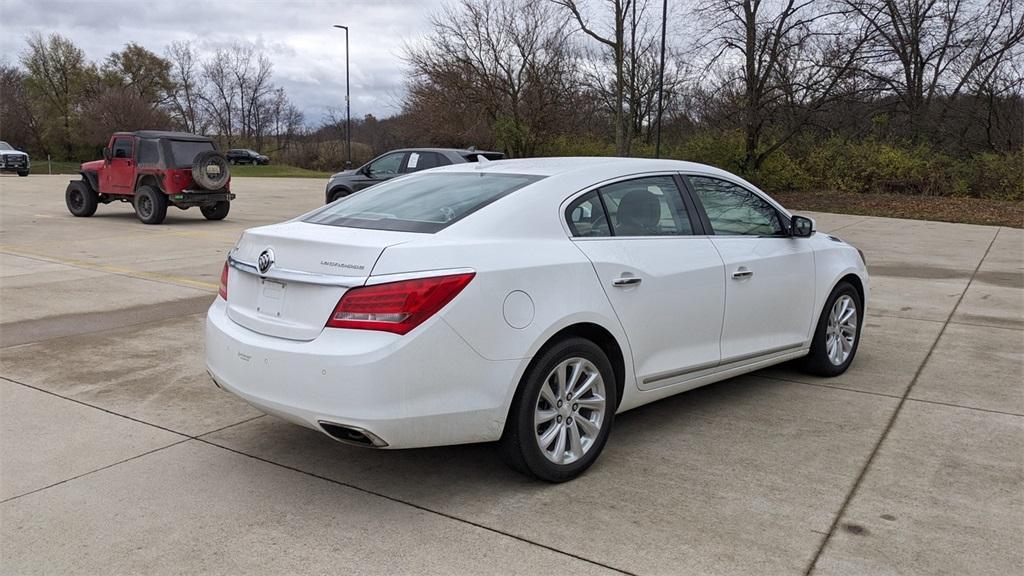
left=191, top=150, right=230, bottom=190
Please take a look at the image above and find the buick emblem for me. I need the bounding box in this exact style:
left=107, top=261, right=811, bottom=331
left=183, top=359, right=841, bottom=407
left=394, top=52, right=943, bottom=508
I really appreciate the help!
left=257, top=248, right=275, bottom=275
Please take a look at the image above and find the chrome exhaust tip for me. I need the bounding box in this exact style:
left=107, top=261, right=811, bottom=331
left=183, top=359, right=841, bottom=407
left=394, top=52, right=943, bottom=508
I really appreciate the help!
left=318, top=421, right=388, bottom=448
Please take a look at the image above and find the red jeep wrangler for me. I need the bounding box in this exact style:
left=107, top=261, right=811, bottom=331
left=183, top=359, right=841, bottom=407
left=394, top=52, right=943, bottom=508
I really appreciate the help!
left=65, top=131, right=235, bottom=225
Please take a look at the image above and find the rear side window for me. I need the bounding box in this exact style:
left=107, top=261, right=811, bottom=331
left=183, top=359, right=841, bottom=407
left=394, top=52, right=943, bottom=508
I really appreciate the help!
left=303, top=172, right=544, bottom=233
left=566, top=191, right=611, bottom=237
left=567, top=176, right=695, bottom=237
left=137, top=139, right=160, bottom=165
left=405, top=152, right=450, bottom=173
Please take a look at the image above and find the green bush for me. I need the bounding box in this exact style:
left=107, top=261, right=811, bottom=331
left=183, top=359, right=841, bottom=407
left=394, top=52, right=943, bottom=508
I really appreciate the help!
left=670, top=131, right=812, bottom=193
left=542, top=131, right=1022, bottom=201
left=803, top=138, right=1022, bottom=200
left=963, top=150, right=1024, bottom=201
left=539, top=134, right=617, bottom=157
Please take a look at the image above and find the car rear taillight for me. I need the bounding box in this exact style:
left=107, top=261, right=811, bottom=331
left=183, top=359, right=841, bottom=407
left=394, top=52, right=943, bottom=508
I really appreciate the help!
left=326, top=273, right=475, bottom=335
left=218, top=261, right=229, bottom=300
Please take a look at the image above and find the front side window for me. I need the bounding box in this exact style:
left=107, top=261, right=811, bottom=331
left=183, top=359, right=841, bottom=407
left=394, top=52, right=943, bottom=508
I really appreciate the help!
left=688, top=176, right=784, bottom=236
left=167, top=140, right=214, bottom=167
left=367, top=152, right=405, bottom=176
left=0, top=142, right=12, bottom=151
left=112, top=137, right=133, bottom=159
left=303, top=172, right=543, bottom=233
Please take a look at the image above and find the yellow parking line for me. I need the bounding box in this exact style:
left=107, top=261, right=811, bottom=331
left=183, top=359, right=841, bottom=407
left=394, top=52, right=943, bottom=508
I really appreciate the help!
left=0, top=246, right=219, bottom=292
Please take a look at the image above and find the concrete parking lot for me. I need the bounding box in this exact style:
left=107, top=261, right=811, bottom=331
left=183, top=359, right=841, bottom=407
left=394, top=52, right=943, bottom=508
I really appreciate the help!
left=1, top=174, right=1021, bottom=575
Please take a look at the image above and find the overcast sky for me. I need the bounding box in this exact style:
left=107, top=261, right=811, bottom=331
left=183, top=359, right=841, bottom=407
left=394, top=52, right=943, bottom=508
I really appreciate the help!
left=0, top=0, right=446, bottom=124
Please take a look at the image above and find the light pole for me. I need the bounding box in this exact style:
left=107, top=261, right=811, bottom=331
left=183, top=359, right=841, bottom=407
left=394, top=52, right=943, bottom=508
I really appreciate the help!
left=333, top=24, right=352, bottom=168
left=654, top=0, right=667, bottom=158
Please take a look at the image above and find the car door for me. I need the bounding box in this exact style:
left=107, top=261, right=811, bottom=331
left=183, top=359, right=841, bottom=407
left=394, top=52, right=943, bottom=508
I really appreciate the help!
left=105, top=137, right=135, bottom=194
left=353, top=152, right=407, bottom=191
left=567, top=175, right=726, bottom=391
left=685, top=175, right=815, bottom=362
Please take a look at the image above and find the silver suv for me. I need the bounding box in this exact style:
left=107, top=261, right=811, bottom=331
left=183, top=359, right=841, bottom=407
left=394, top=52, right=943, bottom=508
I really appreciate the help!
left=324, top=148, right=502, bottom=203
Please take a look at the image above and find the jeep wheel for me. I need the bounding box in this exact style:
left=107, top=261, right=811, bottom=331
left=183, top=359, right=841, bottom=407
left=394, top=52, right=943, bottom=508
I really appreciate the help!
left=200, top=201, right=230, bottom=221
left=191, top=150, right=230, bottom=190
left=17, top=170, right=29, bottom=177
left=65, top=180, right=97, bottom=217
left=134, top=185, right=167, bottom=225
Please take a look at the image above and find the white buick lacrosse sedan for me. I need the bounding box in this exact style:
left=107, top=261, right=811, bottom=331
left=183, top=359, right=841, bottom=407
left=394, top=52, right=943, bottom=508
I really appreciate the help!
left=206, top=157, right=868, bottom=481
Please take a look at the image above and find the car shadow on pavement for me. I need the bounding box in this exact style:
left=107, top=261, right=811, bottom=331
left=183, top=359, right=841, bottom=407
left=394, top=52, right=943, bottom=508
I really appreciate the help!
left=203, top=368, right=881, bottom=500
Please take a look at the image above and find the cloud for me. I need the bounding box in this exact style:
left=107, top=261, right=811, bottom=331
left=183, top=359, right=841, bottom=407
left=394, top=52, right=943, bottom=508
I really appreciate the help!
left=0, top=0, right=444, bottom=124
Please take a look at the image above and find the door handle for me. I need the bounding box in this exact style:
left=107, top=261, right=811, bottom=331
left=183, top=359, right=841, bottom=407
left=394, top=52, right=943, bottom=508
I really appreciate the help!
left=612, top=276, right=642, bottom=287
left=732, top=268, right=753, bottom=280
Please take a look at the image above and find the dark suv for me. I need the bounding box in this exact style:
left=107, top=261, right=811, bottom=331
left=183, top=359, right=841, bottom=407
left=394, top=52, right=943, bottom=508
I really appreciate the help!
left=226, top=149, right=269, bottom=165
left=324, top=147, right=503, bottom=203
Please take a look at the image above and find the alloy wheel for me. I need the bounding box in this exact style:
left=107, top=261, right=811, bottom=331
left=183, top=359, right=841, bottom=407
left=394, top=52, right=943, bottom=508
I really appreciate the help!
left=534, top=357, right=606, bottom=465
left=826, top=294, right=858, bottom=366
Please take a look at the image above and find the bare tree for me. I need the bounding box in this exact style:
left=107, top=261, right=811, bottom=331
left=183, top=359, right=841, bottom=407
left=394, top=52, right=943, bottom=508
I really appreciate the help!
left=845, top=0, right=1024, bottom=139
left=0, top=62, right=47, bottom=154
left=696, top=0, right=868, bottom=170
left=166, top=41, right=207, bottom=133
left=202, top=49, right=238, bottom=146
left=553, top=0, right=633, bottom=155
left=268, top=87, right=303, bottom=151
left=406, top=0, right=578, bottom=157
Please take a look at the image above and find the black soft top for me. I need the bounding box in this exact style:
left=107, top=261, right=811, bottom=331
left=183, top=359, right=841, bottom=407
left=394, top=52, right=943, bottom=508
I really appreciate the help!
left=119, top=130, right=213, bottom=142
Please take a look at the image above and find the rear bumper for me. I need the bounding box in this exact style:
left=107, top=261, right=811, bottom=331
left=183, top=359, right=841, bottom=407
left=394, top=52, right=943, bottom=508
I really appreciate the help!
left=170, top=191, right=235, bottom=206
left=204, top=298, right=524, bottom=448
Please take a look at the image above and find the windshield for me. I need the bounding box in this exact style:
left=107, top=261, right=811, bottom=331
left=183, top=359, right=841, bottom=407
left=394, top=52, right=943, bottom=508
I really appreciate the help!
left=0, top=142, right=12, bottom=151
left=303, top=172, right=544, bottom=233
left=167, top=140, right=214, bottom=167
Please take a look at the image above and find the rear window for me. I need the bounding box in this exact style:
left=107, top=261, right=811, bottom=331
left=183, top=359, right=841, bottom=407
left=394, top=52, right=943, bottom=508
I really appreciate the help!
left=167, top=140, right=214, bottom=167
left=303, top=172, right=543, bottom=233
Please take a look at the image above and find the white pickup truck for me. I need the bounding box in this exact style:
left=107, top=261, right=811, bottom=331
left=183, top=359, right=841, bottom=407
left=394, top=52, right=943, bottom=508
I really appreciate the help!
left=0, top=141, right=30, bottom=176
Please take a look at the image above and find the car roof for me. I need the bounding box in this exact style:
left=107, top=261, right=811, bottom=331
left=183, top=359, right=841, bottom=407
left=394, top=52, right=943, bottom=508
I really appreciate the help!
left=436, top=156, right=737, bottom=178
left=388, top=148, right=501, bottom=156
left=119, top=131, right=213, bottom=142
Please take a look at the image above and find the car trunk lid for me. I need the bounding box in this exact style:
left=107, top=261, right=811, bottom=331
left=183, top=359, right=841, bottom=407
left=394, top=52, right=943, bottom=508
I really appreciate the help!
left=225, top=221, right=418, bottom=340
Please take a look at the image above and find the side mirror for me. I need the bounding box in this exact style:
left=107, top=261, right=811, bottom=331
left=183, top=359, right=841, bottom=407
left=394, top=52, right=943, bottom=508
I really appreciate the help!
left=102, top=147, right=111, bottom=163
left=790, top=215, right=815, bottom=238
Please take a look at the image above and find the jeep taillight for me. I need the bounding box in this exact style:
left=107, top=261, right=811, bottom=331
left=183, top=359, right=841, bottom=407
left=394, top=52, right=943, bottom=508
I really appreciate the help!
left=326, top=273, right=474, bottom=335
left=218, top=261, right=229, bottom=300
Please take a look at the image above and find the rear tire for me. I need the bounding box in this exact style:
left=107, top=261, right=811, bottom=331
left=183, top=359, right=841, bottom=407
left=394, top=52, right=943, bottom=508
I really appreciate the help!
left=200, top=201, right=230, bottom=220
left=134, top=185, right=167, bottom=225
left=499, top=337, right=617, bottom=482
left=65, top=180, right=97, bottom=217
left=801, top=281, right=863, bottom=376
